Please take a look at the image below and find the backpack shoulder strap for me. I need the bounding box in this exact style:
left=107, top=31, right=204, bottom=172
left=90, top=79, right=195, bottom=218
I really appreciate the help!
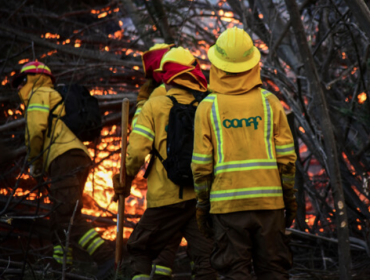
left=167, top=95, right=178, bottom=105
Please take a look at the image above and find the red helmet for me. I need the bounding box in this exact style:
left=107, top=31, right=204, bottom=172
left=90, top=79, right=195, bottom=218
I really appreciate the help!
left=12, top=61, right=55, bottom=88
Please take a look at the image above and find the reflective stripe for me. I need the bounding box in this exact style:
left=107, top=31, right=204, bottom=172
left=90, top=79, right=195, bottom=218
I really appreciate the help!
left=214, top=159, right=277, bottom=175
left=152, top=264, right=172, bottom=276
left=282, top=174, right=295, bottom=184
left=53, top=255, right=73, bottom=264
left=132, top=275, right=150, bottom=280
left=276, top=143, right=295, bottom=155
left=53, top=245, right=72, bottom=255
left=132, top=108, right=142, bottom=128
left=27, top=103, right=50, bottom=113
left=211, top=96, right=224, bottom=163
left=160, top=83, right=165, bottom=88
left=192, top=153, right=212, bottom=164
left=202, top=94, right=216, bottom=103
left=22, top=64, right=51, bottom=73
left=132, top=124, right=154, bottom=141
left=194, top=182, right=209, bottom=193
left=261, top=89, right=274, bottom=159
left=210, top=186, right=282, bottom=202
left=78, top=228, right=98, bottom=248
left=86, top=237, right=104, bottom=255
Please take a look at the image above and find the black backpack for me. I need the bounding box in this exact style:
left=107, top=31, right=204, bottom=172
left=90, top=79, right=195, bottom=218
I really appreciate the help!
left=47, top=84, right=102, bottom=142
left=150, top=93, right=206, bottom=198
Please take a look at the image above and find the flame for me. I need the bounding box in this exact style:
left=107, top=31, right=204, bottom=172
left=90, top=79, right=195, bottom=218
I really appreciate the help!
left=43, top=33, right=60, bottom=39
left=133, top=66, right=139, bottom=71
left=259, top=14, right=264, bottom=19
left=75, top=39, right=81, bottom=48
left=358, top=92, right=367, bottom=104
left=342, top=52, right=346, bottom=59
left=1, top=76, right=8, bottom=86
left=299, top=127, right=305, bottom=133
left=18, top=59, right=29, bottom=64
left=98, top=12, right=107, bottom=18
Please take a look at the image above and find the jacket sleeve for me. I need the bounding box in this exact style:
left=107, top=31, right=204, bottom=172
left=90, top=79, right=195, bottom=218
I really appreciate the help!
left=270, top=94, right=297, bottom=191
left=191, top=101, right=214, bottom=202
left=25, top=90, right=51, bottom=165
left=131, top=100, right=146, bottom=129
left=126, top=101, right=154, bottom=177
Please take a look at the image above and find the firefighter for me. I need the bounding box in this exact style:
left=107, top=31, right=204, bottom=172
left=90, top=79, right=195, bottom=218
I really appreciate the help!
left=191, top=27, right=297, bottom=279
left=114, top=43, right=183, bottom=279
left=113, top=47, right=217, bottom=280
left=12, top=61, right=114, bottom=279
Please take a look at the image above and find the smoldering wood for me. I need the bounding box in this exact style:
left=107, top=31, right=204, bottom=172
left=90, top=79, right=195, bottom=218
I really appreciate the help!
left=1, top=0, right=370, bottom=279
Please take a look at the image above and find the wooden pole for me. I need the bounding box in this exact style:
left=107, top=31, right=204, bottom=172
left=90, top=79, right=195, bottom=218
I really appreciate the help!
left=115, top=98, right=129, bottom=269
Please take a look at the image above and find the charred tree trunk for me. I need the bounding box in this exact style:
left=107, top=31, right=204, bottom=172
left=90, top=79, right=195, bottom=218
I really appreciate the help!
left=284, top=0, right=352, bottom=279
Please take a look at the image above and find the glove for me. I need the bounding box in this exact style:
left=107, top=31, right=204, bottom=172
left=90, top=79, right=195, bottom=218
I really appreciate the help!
left=196, top=202, right=214, bottom=238
left=283, top=188, right=297, bottom=228
left=137, top=79, right=157, bottom=102
left=30, top=163, right=43, bottom=179
left=278, top=162, right=297, bottom=228
left=112, top=173, right=134, bottom=202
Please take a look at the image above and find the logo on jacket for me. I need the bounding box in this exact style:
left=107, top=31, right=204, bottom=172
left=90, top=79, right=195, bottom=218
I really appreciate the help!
left=222, top=116, right=262, bottom=130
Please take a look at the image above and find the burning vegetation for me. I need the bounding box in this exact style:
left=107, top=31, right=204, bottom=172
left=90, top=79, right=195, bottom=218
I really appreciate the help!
left=1, top=0, right=370, bottom=279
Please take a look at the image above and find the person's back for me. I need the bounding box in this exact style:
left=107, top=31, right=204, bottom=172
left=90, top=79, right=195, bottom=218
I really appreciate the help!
left=192, top=27, right=297, bottom=280
left=124, top=47, right=217, bottom=280
left=12, top=61, right=114, bottom=279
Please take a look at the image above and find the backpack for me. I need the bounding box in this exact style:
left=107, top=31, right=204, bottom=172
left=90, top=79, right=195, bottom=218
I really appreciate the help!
left=150, top=93, right=206, bottom=198
left=47, top=84, right=102, bottom=142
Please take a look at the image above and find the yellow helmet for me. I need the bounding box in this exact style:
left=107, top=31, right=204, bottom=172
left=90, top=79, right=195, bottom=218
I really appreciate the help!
left=155, top=46, right=196, bottom=71
left=207, top=27, right=261, bottom=73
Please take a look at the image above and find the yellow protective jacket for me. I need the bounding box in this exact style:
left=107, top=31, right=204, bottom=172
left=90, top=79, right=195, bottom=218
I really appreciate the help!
left=191, top=65, right=296, bottom=214
left=126, top=87, right=197, bottom=208
left=18, top=74, right=90, bottom=171
left=132, top=84, right=166, bottom=128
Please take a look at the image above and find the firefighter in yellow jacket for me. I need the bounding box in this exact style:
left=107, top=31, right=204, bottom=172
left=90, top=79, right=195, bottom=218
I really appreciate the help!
left=121, top=43, right=183, bottom=279
left=121, top=47, right=217, bottom=280
left=12, top=61, right=114, bottom=278
left=191, top=27, right=297, bottom=279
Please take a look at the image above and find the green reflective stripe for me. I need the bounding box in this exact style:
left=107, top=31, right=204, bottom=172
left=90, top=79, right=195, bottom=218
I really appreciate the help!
left=160, top=83, right=165, bottom=88
left=192, top=153, right=212, bottom=164
left=86, top=237, right=104, bottom=255
left=53, top=255, right=73, bottom=264
left=27, top=103, right=50, bottom=113
left=276, top=144, right=295, bottom=155
left=194, top=182, right=209, bottom=193
left=202, top=94, right=216, bottom=103
left=78, top=228, right=98, bottom=247
left=210, top=186, right=282, bottom=202
left=53, top=245, right=72, bottom=255
left=214, top=159, right=277, bottom=175
left=261, top=90, right=274, bottom=159
left=211, top=96, right=224, bottom=163
left=282, top=174, right=295, bottom=183
left=132, top=275, right=150, bottom=280
left=134, top=108, right=142, bottom=116
left=22, top=65, right=51, bottom=73
left=152, top=264, right=172, bottom=276
left=261, top=89, right=272, bottom=97
left=132, top=124, right=154, bottom=141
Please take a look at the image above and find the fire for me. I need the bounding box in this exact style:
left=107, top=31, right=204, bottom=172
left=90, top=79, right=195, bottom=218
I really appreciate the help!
left=18, top=59, right=29, bottom=64
left=1, top=76, right=8, bottom=86
left=342, top=52, right=346, bottom=59
left=133, top=66, right=140, bottom=71
left=358, top=92, right=367, bottom=104
left=74, top=39, right=81, bottom=48
left=42, top=33, right=60, bottom=39
left=98, top=12, right=107, bottom=18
